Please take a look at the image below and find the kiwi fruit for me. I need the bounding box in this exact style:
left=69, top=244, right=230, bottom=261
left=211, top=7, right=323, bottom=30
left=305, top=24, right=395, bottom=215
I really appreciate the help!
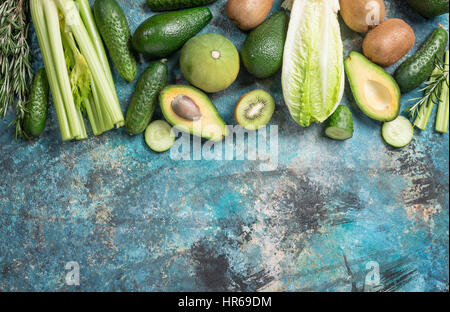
left=226, top=0, right=274, bottom=31
left=362, top=18, right=415, bottom=67
left=234, top=90, right=275, bottom=130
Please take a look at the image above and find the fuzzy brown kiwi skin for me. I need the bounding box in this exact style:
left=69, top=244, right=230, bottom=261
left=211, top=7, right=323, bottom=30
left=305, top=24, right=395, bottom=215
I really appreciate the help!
left=226, top=0, right=274, bottom=31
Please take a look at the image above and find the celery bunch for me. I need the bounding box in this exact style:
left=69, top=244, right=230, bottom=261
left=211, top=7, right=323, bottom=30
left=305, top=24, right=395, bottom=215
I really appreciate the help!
left=436, top=51, right=449, bottom=133
left=30, top=0, right=124, bottom=141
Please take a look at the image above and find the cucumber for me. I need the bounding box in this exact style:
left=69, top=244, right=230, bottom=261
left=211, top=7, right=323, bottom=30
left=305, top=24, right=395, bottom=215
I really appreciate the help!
left=325, top=105, right=354, bottom=140
left=147, top=0, right=217, bottom=11
left=23, top=68, right=49, bottom=138
left=382, top=116, right=414, bottom=148
left=126, top=60, right=168, bottom=135
left=406, top=0, right=449, bottom=18
left=145, top=120, right=175, bottom=152
left=394, top=26, right=448, bottom=93
left=132, top=7, right=212, bottom=59
left=94, top=0, right=137, bottom=82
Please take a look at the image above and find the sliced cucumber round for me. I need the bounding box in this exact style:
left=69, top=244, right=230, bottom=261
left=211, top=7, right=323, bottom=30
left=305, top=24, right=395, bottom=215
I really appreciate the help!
left=145, top=120, right=175, bottom=152
left=382, top=116, right=414, bottom=148
left=325, top=105, right=354, bottom=140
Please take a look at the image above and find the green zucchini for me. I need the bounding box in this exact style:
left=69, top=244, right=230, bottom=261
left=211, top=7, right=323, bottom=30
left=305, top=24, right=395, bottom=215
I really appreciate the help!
left=23, top=68, right=49, bottom=138
left=382, top=116, right=414, bottom=148
left=94, top=0, right=137, bottom=82
left=126, top=60, right=168, bottom=135
left=147, top=0, right=217, bottom=11
left=394, top=26, right=448, bottom=93
left=325, top=105, right=354, bottom=140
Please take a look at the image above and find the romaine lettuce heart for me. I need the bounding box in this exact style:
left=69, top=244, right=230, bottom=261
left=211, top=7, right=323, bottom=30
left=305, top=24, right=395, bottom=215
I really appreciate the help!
left=282, top=0, right=344, bottom=127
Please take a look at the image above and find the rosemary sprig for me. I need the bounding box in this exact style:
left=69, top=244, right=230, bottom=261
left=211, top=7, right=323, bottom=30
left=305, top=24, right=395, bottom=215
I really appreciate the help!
left=405, top=58, right=449, bottom=119
left=0, top=0, right=32, bottom=139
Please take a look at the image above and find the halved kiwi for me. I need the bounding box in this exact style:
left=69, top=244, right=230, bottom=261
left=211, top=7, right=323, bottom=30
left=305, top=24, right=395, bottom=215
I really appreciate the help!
left=234, top=90, right=275, bottom=130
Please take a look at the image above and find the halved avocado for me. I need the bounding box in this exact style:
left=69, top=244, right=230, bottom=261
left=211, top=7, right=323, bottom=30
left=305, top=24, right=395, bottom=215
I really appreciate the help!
left=345, top=52, right=400, bottom=122
left=160, top=85, right=229, bottom=141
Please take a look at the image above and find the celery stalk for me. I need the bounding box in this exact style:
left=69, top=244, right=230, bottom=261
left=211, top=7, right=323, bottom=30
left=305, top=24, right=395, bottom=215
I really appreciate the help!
left=42, top=0, right=84, bottom=139
left=54, top=0, right=124, bottom=127
left=75, top=0, right=122, bottom=129
left=76, top=109, right=88, bottom=140
left=76, top=0, right=115, bottom=90
left=414, top=67, right=442, bottom=130
left=100, top=99, right=115, bottom=131
left=30, top=0, right=72, bottom=141
left=84, top=97, right=101, bottom=135
left=60, top=24, right=106, bottom=136
left=91, top=78, right=109, bottom=132
left=436, top=51, right=449, bottom=133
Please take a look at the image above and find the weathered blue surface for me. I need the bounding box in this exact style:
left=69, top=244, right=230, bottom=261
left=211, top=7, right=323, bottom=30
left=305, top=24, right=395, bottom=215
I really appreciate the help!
left=0, top=0, right=448, bottom=292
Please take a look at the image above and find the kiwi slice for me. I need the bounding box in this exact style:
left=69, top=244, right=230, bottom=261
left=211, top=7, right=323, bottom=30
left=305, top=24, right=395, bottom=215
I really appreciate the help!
left=234, top=90, right=275, bottom=130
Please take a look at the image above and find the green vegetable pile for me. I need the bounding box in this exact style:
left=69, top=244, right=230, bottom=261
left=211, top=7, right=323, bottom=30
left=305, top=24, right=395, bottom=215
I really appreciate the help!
left=30, top=0, right=124, bottom=141
left=1, top=0, right=448, bottom=153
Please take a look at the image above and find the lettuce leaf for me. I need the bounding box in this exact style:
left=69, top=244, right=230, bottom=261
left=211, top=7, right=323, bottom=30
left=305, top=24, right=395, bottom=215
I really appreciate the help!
left=282, top=0, right=344, bottom=127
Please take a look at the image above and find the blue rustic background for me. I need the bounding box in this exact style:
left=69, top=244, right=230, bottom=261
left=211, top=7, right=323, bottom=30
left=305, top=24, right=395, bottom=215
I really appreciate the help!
left=0, top=0, right=448, bottom=291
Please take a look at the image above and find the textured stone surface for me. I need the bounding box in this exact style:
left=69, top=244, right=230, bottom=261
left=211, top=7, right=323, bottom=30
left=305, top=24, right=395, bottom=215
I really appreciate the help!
left=0, top=0, right=448, bottom=291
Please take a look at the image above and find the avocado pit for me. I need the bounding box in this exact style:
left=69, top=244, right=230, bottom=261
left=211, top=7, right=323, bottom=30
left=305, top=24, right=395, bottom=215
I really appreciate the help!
left=171, top=94, right=202, bottom=121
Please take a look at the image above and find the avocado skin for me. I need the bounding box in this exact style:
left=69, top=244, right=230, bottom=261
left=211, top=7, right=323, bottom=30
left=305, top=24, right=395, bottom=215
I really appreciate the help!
left=94, top=0, right=137, bottom=82
left=132, top=7, right=212, bottom=59
left=147, top=0, right=217, bottom=12
left=126, top=60, right=168, bottom=135
left=394, top=27, right=448, bottom=93
left=241, top=12, right=289, bottom=79
left=23, top=68, right=49, bottom=138
left=406, top=0, right=449, bottom=18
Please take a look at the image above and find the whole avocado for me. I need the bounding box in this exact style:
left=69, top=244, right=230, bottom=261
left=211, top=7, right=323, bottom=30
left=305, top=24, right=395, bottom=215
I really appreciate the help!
left=94, top=0, right=137, bottom=82
left=241, top=12, right=289, bottom=79
left=132, top=7, right=212, bottom=59
left=406, top=0, right=449, bottom=18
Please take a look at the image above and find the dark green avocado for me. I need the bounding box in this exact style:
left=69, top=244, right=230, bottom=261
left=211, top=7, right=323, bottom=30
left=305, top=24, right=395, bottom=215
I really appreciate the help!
left=132, top=7, right=212, bottom=59
left=241, top=12, right=289, bottom=79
